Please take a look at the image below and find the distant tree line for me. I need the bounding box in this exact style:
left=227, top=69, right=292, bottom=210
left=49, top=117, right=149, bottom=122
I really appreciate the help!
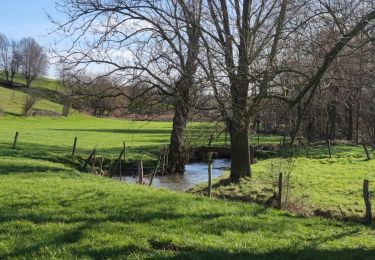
left=53, top=0, right=375, bottom=182
left=0, top=34, right=49, bottom=87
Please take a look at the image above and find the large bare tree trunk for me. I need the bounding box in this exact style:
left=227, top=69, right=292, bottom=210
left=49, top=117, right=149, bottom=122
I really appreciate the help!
left=167, top=84, right=190, bottom=174
left=229, top=81, right=251, bottom=182
left=229, top=121, right=251, bottom=182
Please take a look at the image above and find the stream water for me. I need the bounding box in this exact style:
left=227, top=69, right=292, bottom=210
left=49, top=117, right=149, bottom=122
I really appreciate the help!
left=114, top=159, right=231, bottom=192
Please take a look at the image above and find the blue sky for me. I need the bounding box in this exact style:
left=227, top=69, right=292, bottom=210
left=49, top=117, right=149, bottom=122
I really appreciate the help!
left=0, top=1, right=59, bottom=46
left=0, top=1, right=62, bottom=76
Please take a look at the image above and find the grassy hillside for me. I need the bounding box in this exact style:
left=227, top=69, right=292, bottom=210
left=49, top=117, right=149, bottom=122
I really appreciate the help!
left=0, top=72, right=62, bottom=91
left=0, top=72, right=63, bottom=115
left=1, top=155, right=375, bottom=259
left=0, top=87, right=63, bottom=115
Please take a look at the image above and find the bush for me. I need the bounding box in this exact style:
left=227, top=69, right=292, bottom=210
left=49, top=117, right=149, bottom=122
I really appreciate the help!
left=23, top=95, right=38, bottom=116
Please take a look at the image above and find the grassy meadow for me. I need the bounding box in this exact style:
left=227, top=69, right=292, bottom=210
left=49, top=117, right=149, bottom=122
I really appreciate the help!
left=1, top=160, right=375, bottom=259
left=1, top=74, right=375, bottom=258
left=191, top=144, right=375, bottom=220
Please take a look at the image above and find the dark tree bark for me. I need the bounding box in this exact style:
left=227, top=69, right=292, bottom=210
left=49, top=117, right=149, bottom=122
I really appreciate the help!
left=327, top=103, right=337, bottom=141
left=306, top=114, right=315, bottom=142
left=167, top=84, right=191, bottom=174
left=346, top=100, right=353, bottom=140
left=229, top=122, right=251, bottom=182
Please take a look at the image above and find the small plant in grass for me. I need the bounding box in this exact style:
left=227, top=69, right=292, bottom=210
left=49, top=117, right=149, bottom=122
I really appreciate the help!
left=267, top=157, right=296, bottom=209
left=23, top=94, right=38, bottom=116
left=0, top=106, right=4, bottom=116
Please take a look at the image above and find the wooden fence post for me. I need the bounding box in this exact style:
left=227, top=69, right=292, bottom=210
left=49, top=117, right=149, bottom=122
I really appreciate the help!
left=82, top=147, right=97, bottom=170
left=99, top=157, right=104, bottom=175
left=138, top=160, right=144, bottom=184
left=363, top=179, right=372, bottom=224
left=113, top=149, right=124, bottom=179
left=362, top=142, right=371, bottom=160
left=207, top=152, right=213, bottom=198
left=12, top=131, right=19, bottom=149
left=121, top=141, right=126, bottom=181
left=278, top=172, right=283, bottom=209
left=119, top=155, right=122, bottom=181
left=91, top=153, right=96, bottom=173
left=327, top=139, right=332, bottom=159
left=149, top=151, right=163, bottom=186
left=165, top=148, right=169, bottom=175
left=72, top=137, right=78, bottom=156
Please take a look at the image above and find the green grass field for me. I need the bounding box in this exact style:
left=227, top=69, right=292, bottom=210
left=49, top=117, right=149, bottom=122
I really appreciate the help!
left=191, top=144, right=375, bottom=220
left=1, top=76, right=375, bottom=258
left=0, top=115, right=279, bottom=161
left=1, top=158, right=375, bottom=259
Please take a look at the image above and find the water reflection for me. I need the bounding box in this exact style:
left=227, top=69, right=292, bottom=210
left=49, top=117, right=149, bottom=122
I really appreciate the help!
left=114, top=159, right=231, bottom=192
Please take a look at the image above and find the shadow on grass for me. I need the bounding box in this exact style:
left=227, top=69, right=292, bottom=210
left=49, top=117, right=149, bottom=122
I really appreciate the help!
left=51, top=128, right=173, bottom=135
left=0, top=183, right=373, bottom=259
left=0, top=163, right=68, bottom=175
left=164, top=248, right=375, bottom=259
left=0, top=141, right=162, bottom=161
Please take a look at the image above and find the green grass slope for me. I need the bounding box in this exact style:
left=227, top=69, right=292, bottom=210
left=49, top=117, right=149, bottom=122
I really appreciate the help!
left=1, top=155, right=375, bottom=259
left=0, top=72, right=63, bottom=115
left=0, top=87, right=63, bottom=115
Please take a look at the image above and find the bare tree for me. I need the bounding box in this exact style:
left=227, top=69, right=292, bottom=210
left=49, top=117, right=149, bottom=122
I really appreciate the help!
left=0, top=33, right=10, bottom=81
left=202, top=0, right=375, bottom=182
left=53, top=0, right=203, bottom=174
left=9, top=40, right=22, bottom=85
left=19, top=37, right=49, bottom=87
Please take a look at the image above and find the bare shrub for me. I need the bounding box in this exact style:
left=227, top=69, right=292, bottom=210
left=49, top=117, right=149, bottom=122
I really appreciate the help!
left=23, top=94, right=38, bottom=116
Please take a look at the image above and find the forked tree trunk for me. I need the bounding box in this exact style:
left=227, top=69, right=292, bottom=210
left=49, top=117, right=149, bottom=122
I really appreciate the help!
left=167, top=88, right=190, bottom=174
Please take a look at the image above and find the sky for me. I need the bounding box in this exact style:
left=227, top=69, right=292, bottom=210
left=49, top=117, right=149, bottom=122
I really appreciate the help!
left=0, top=1, right=63, bottom=77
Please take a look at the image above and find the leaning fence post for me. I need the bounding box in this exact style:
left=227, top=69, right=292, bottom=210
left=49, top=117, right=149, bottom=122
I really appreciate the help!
left=114, top=149, right=124, bottom=180
left=138, top=160, right=144, bottom=184
left=12, top=131, right=19, bottom=149
left=72, top=137, right=78, bottom=156
left=82, top=147, right=97, bottom=171
left=278, top=172, right=283, bottom=209
left=363, top=179, right=372, bottom=224
left=362, top=142, right=371, bottom=160
left=207, top=152, right=213, bottom=198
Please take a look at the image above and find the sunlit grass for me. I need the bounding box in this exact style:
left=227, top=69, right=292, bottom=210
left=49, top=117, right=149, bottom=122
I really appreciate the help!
left=1, top=157, right=375, bottom=259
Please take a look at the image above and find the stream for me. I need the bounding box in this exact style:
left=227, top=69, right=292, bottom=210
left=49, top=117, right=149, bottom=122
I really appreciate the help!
left=114, top=159, right=231, bottom=192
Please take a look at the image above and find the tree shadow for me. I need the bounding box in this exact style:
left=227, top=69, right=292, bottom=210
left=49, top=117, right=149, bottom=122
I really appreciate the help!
left=51, top=128, right=172, bottom=135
